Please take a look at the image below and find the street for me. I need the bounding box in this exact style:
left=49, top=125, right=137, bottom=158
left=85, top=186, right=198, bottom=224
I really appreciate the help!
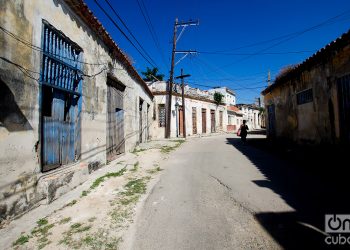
left=125, top=134, right=347, bottom=250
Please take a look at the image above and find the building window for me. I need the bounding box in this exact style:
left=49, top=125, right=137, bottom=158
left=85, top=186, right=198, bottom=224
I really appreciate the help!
left=158, top=104, right=166, bottom=127
left=297, top=88, right=313, bottom=105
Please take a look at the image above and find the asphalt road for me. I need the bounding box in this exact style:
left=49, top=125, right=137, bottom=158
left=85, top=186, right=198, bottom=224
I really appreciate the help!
left=129, top=134, right=340, bottom=250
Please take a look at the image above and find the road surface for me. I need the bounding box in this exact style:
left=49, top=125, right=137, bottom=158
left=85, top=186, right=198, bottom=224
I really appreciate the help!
left=127, top=134, right=341, bottom=250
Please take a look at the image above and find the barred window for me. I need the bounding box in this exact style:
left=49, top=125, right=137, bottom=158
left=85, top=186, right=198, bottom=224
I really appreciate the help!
left=297, top=88, right=313, bottom=105
left=158, top=104, right=166, bottom=127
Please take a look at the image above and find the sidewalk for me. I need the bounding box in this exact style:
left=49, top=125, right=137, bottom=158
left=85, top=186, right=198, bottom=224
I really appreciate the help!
left=1, top=139, right=184, bottom=250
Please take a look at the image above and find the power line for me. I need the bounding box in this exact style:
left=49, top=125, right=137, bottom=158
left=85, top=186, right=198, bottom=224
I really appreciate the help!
left=93, top=0, right=158, bottom=68
left=199, top=50, right=316, bottom=56
left=0, top=26, right=107, bottom=66
left=216, top=9, right=350, bottom=69
left=203, top=11, right=350, bottom=54
left=136, top=0, right=168, bottom=69
left=103, top=0, right=159, bottom=68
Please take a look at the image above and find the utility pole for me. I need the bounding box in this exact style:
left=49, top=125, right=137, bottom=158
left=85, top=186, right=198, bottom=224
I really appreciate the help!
left=165, top=18, right=199, bottom=138
left=267, top=69, right=271, bottom=86
left=175, top=69, right=191, bottom=138
left=166, top=18, right=178, bottom=138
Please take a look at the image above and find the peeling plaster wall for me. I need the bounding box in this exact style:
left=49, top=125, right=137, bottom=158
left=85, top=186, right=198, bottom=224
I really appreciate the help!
left=264, top=42, right=350, bottom=144
left=0, top=0, right=153, bottom=222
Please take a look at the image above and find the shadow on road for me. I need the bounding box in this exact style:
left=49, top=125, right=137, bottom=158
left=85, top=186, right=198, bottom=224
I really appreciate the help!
left=226, top=137, right=349, bottom=249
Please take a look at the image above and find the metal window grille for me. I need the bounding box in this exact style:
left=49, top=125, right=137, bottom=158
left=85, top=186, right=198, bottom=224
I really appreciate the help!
left=41, top=20, right=82, bottom=95
left=159, top=104, right=166, bottom=127
left=297, top=88, right=313, bottom=105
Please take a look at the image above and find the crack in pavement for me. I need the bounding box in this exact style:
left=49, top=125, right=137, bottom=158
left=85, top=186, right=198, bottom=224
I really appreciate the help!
left=209, top=174, right=255, bottom=215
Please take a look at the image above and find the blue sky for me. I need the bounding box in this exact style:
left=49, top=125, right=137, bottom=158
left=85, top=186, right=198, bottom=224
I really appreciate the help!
left=84, top=0, right=350, bottom=103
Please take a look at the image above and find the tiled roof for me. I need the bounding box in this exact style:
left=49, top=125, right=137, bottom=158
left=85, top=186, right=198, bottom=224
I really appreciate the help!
left=63, top=0, right=153, bottom=98
left=261, top=29, right=350, bottom=95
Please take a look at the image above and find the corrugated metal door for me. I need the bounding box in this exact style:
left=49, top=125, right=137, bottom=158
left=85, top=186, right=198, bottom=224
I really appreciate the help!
left=338, top=75, right=350, bottom=143
left=202, top=108, right=206, bottom=133
left=211, top=109, right=216, bottom=133
left=107, top=81, right=125, bottom=162
left=192, top=107, right=197, bottom=134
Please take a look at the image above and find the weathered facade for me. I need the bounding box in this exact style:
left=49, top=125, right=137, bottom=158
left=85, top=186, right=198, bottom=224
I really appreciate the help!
left=149, top=81, right=227, bottom=138
left=227, top=105, right=243, bottom=132
left=262, top=29, right=350, bottom=144
left=236, top=104, right=262, bottom=130
left=0, top=0, right=153, bottom=222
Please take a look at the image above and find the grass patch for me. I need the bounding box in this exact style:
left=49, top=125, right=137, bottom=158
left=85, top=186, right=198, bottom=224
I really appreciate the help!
left=110, top=209, right=131, bottom=224
left=132, top=147, right=146, bottom=155
left=12, top=234, right=30, bottom=246
left=31, top=223, right=54, bottom=236
left=65, top=199, right=77, bottom=207
left=90, top=167, right=126, bottom=190
left=147, top=166, right=163, bottom=174
left=130, top=161, right=139, bottom=172
left=59, top=217, right=71, bottom=225
left=60, top=222, right=92, bottom=248
left=119, top=195, right=140, bottom=206
left=81, top=190, right=89, bottom=197
left=161, top=140, right=185, bottom=154
left=37, top=218, right=48, bottom=226
left=122, top=178, right=147, bottom=196
left=82, top=229, right=122, bottom=250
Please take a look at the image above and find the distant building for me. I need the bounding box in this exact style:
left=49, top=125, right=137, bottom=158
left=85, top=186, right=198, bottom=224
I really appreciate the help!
left=227, top=106, right=243, bottom=132
left=149, top=81, right=228, bottom=138
left=236, top=104, right=262, bottom=130
left=262, top=29, right=350, bottom=144
left=208, top=87, right=236, bottom=105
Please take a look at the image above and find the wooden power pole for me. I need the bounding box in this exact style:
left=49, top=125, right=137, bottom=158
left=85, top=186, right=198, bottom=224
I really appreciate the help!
left=175, top=69, right=191, bottom=138
left=165, top=18, right=178, bottom=138
left=166, top=19, right=198, bottom=138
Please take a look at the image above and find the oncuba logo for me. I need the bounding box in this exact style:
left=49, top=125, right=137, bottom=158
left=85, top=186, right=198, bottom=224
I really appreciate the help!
left=325, top=214, right=350, bottom=245
left=325, top=214, right=350, bottom=233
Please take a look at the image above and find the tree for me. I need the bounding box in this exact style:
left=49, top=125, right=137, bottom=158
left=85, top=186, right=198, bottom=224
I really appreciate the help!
left=213, top=92, right=224, bottom=105
left=141, top=67, right=164, bottom=82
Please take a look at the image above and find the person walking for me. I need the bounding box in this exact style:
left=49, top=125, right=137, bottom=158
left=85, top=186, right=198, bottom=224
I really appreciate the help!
left=239, top=120, right=249, bottom=144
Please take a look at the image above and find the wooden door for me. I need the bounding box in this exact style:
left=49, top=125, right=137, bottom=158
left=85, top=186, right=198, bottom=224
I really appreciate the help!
left=192, top=107, right=197, bottom=134
left=179, top=106, right=184, bottom=137
left=107, top=81, right=125, bottom=162
left=139, top=99, right=143, bottom=143
left=211, top=109, right=216, bottom=133
left=219, top=111, right=223, bottom=129
left=201, top=108, right=206, bottom=133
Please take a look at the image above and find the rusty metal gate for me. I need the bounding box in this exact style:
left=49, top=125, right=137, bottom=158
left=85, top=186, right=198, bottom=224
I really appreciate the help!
left=107, top=79, right=125, bottom=162
left=338, top=75, right=350, bottom=143
left=201, top=108, right=206, bottom=133
left=211, top=109, right=216, bottom=133
left=192, top=107, right=197, bottom=134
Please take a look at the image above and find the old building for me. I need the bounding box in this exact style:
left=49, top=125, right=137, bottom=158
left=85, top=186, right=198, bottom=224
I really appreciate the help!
left=0, top=0, right=153, bottom=221
left=208, top=87, right=236, bottom=106
left=227, top=105, right=243, bottom=132
left=149, top=81, right=227, bottom=138
left=236, top=104, right=262, bottom=130
left=262, top=29, right=350, bottom=144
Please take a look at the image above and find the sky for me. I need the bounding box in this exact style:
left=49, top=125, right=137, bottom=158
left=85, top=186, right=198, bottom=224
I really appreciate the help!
left=84, top=0, right=350, bottom=104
